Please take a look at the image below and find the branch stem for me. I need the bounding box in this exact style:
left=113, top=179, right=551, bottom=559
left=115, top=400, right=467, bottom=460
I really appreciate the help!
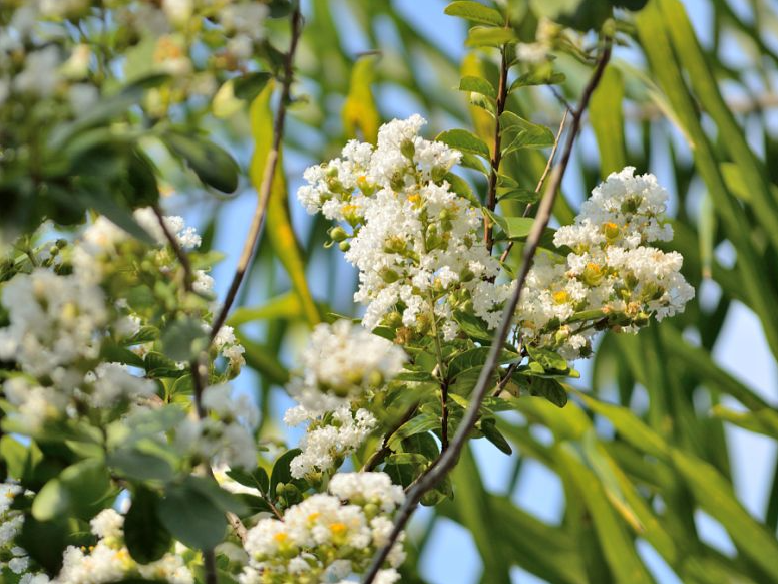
left=484, top=44, right=510, bottom=254
left=210, top=6, right=304, bottom=343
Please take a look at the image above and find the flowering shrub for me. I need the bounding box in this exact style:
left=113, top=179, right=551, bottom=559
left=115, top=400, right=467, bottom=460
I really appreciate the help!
left=12, top=1, right=771, bottom=583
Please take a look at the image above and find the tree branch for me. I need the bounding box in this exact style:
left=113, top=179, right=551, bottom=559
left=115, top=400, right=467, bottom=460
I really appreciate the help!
left=361, top=35, right=613, bottom=584
left=210, top=6, right=304, bottom=343
left=484, top=43, right=510, bottom=255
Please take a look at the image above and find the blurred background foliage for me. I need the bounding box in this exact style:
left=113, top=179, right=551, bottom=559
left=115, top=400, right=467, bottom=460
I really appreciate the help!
left=195, top=0, right=778, bottom=581
left=12, top=0, right=778, bottom=581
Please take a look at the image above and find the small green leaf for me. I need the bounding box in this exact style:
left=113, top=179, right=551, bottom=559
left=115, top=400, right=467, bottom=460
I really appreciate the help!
left=227, top=467, right=270, bottom=494
left=108, top=448, right=175, bottom=482
left=387, top=413, right=440, bottom=449
left=233, top=72, right=273, bottom=101
left=160, top=317, right=209, bottom=362
left=453, top=311, right=494, bottom=342
left=436, top=128, right=491, bottom=159
left=31, top=479, right=70, bottom=522
left=270, top=449, right=303, bottom=494
left=158, top=482, right=227, bottom=550
left=125, top=487, right=171, bottom=564
left=526, top=377, right=568, bottom=407
left=480, top=417, right=513, bottom=455
left=466, top=26, right=517, bottom=47
left=444, top=1, right=505, bottom=26
left=458, top=75, right=497, bottom=99
left=163, top=132, right=240, bottom=194
left=509, top=70, right=566, bottom=91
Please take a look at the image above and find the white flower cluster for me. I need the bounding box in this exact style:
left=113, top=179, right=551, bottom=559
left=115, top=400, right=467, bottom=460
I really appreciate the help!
left=74, top=208, right=203, bottom=285
left=241, top=472, right=404, bottom=584
left=298, top=115, right=509, bottom=337
left=213, top=325, right=247, bottom=371
left=53, top=509, right=193, bottom=584
left=174, top=384, right=259, bottom=470
left=518, top=168, right=695, bottom=360
left=0, top=482, right=49, bottom=583
left=283, top=321, right=405, bottom=479
left=0, top=268, right=107, bottom=378
left=289, top=319, right=406, bottom=411
left=0, top=266, right=155, bottom=429
left=0, top=0, right=268, bottom=112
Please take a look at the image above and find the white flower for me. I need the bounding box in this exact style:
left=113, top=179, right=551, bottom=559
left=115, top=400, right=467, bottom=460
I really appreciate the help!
left=297, top=116, right=507, bottom=337
left=287, top=406, right=377, bottom=479
left=242, top=472, right=404, bottom=580
left=518, top=168, right=694, bottom=361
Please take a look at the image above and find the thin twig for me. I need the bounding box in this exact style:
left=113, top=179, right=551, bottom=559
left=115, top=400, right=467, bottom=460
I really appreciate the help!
left=154, top=207, right=245, bottom=561
left=210, top=6, right=304, bottom=343
left=484, top=43, right=510, bottom=254
left=499, top=108, right=568, bottom=264
left=362, top=36, right=613, bottom=584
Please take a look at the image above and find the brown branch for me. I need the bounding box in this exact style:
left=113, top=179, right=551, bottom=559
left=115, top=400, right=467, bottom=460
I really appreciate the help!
left=210, top=6, right=304, bottom=343
left=361, top=35, right=613, bottom=584
left=499, top=107, right=568, bottom=265
left=484, top=43, right=510, bottom=255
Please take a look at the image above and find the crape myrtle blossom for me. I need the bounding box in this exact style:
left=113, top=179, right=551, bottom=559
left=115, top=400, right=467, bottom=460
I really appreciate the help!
left=240, top=472, right=405, bottom=584
left=297, top=115, right=510, bottom=337
left=0, top=482, right=49, bottom=582
left=284, top=320, right=406, bottom=479
left=517, top=167, right=695, bottom=360
left=52, top=509, right=193, bottom=584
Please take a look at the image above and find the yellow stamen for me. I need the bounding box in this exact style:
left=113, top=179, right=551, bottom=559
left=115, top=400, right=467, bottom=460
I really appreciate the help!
left=330, top=522, right=347, bottom=536
left=552, top=290, right=569, bottom=304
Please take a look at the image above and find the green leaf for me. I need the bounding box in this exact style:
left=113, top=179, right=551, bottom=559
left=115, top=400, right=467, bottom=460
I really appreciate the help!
left=158, top=482, right=227, bottom=550
left=448, top=347, right=516, bottom=380
left=436, top=128, right=491, bottom=159
left=503, top=125, right=555, bottom=153
left=125, top=487, right=171, bottom=564
left=466, top=26, right=516, bottom=47
left=453, top=310, right=494, bottom=342
left=160, top=317, right=209, bottom=362
left=558, top=444, right=655, bottom=584
left=250, top=82, right=321, bottom=327
left=589, top=66, right=626, bottom=176
left=59, top=459, right=112, bottom=519
left=31, top=479, right=70, bottom=522
left=387, top=412, right=440, bottom=449
left=183, top=475, right=247, bottom=515
left=458, top=75, right=497, bottom=99
left=444, top=172, right=480, bottom=205
left=144, top=351, right=187, bottom=379
left=163, top=132, right=240, bottom=194
left=270, top=449, right=303, bottom=495
left=444, top=1, right=505, bottom=26
left=227, top=467, right=270, bottom=494
left=233, top=72, right=273, bottom=101
left=526, top=377, right=567, bottom=407
left=509, top=70, right=566, bottom=91
left=107, top=448, right=175, bottom=482
left=480, top=418, right=513, bottom=455
left=342, top=55, right=380, bottom=143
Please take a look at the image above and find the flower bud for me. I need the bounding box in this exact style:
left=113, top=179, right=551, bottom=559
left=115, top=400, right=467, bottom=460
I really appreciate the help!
left=379, top=267, right=401, bottom=283
left=338, top=241, right=351, bottom=252
left=328, top=226, right=348, bottom=242
left=400, top=138, right=416, bottom=160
